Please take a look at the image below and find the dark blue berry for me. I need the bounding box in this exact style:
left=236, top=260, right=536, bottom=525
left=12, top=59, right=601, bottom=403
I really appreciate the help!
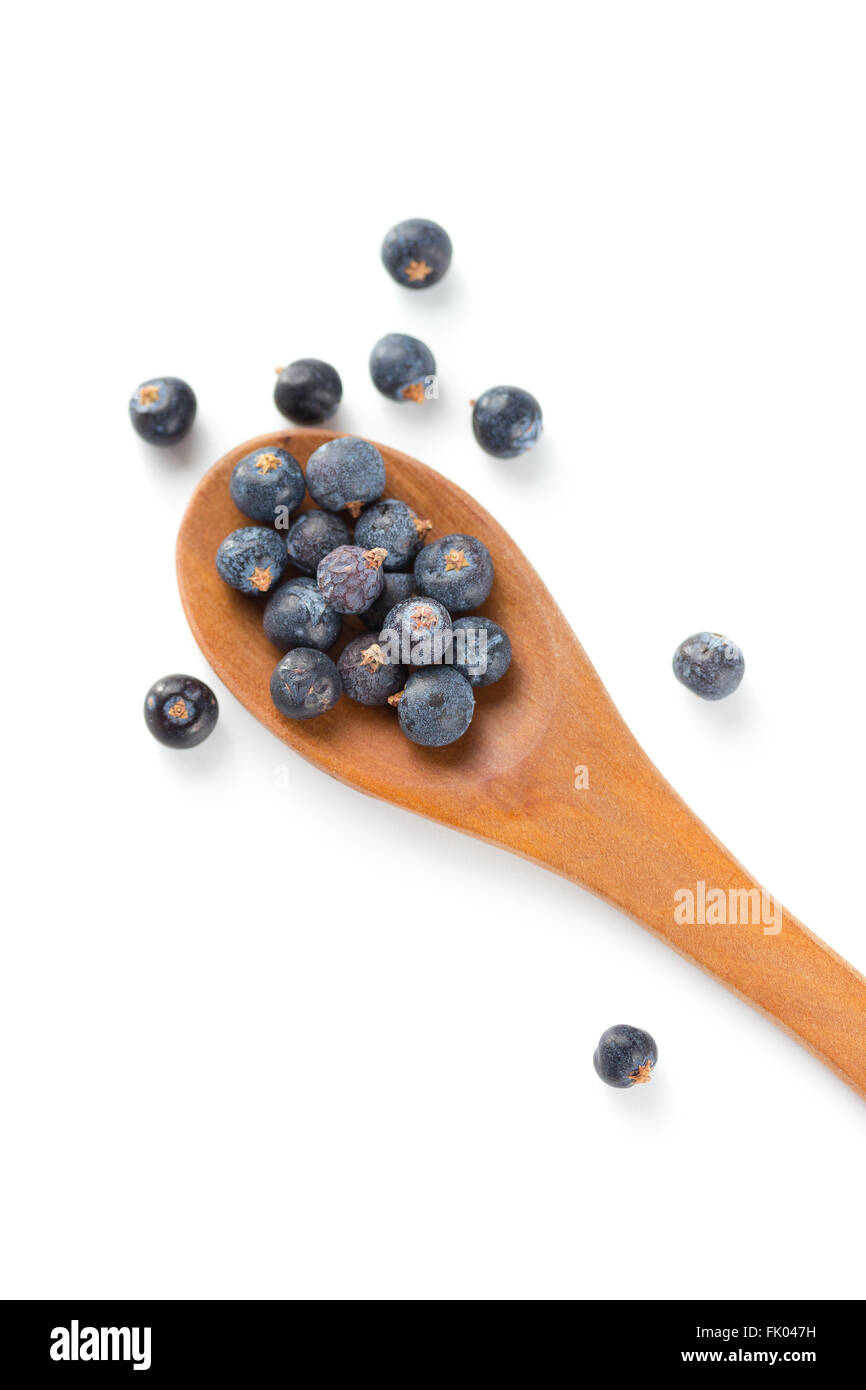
left=274, top=359, right=342, bottom=424
left=144, top=674, right=218, bottom=748
left=306, top=437, right=386, bottom=516
left=229, top=446, right=305, bottom=524
left=369, top=333, right=436, bottom=402
left=354, top=498, right=431, bottom=571
left=395, top=668, right=474, bottom=747
left=337, top=633, right=406, bottom=706
left=317, top=544, right=387, bottom=614
left=270, top=648, right=342, bottom=720
left=379, top=596, right=452, bottom=666
left=216, top=526, right=288, bottom=595
left=381, top=218, right=452, bottom=289
left=413, top=533, right=494, bottom=614
left=673, top=633, right=745, bottom=701
left=361, top=571, right=418, bottom=631
left=450, top=616, right=512, bottom=688
left=593, top=1025, right=658, bottom=1089
left=472, top=385, right=542, bottom=458
left=285, top=509, right=351, bottom=575
left=263, top=576, right=342, bottom=652
left=129, top=377, right=196, bottom=446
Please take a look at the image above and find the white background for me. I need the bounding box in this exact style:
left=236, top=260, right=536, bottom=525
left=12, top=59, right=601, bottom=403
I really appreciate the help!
left=2, top=1, right=865, bottom=1301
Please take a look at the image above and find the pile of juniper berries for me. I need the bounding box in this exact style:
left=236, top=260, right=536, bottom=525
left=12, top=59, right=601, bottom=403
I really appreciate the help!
left=216, top=434, right=512, bottom=747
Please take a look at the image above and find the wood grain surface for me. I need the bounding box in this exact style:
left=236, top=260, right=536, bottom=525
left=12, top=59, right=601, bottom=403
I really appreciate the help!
left=177, top=430, right=866, bottom=1100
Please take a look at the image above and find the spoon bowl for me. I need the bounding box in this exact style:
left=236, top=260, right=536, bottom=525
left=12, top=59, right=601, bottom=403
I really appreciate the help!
left=177, top=430, right=556, bottom=799
left=178, top=430, right=866, bottom=1100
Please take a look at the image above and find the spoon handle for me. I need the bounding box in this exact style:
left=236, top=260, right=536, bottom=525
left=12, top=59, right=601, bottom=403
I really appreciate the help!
left=624, top=881, right=866, bottom=1101
left=532, top=750, right=866, bottom=1099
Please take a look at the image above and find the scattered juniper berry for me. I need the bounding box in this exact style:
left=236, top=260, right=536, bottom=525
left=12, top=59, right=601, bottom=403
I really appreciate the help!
left=285, top=509, right=351, bottom=575
left=144, top=674, right=218, bottom=748
left=394, top=667, right=475, bottom=747
left=413, top=533, right=494, bottom=614
left=593, top=1025, right=658, bottom=1088
left=379, top=596, right=452, bottom=666
left=472, top=385, right=543, bottom=458
left=369, top=333, right=436, bottom=402
left=673, top=633, right=745, bottom=701
left=216, top=526, right=288, bottom=595
left=270, top=648, right=342, bottom=720
left=306, top=437, right=386, bottom=517
left=354, top=498, right=431, bottom=571
left=129, top=376, right=196, bottom=446
left=361, top=571, right=418, bottom=631
left=317, top=545, right=387, bottom=614
left=450, top=616, right=512, bottom=687
left=337, top=633, right=406, bottom=706
left=274, top=358, right=342, bottom=424
left=381, top=218, right=452, bottom=289
left=230, top=446, right=305, bottom=524
left=263, top=576, right=342, bottom=652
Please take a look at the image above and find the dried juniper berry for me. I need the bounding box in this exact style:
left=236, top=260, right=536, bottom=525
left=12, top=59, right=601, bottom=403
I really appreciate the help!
left=354, top=498, right=431, bottom=571
left=361, top=571, right=418, bottom=631
left=413, top=533, right=494, bottom=614
left=393, top=667, right=474, bottom=747
left=229, top=446, right=305, bottom=524
left=472, top=385, right=543, bottom=458
left=144, top=674, right=218, bottom=749
left=673, top=632, right=745, bottom=701
left=450, top=616, right=512, bottom=688
left=593, top=1025, right=658, bottom=1089
left=274, top=358, right=342, bottom=424
left=337, top=633, right=405, bottom=706
left=215, top=526, right=288, bottom=595
left=263, top=577, right=342, bottom=652
left=129, top=376, right=196, bottom=446
left=285, top=509, right=351, bottom=576
left=369, top=333, right=436, bottom=403
left=381, top=217, right=452, bottom=289
left=379, top=596, right=452, bottom=666
left=306, top=437, right=386, bottom=517
left=317, top=544, right=387, bottom=614
left=270, top=648, right=342, bottom=721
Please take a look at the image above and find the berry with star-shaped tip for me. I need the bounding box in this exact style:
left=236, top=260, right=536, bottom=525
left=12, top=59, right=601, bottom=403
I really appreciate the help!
left=593, top=1025, right=658, bottom=1089
left=381, top=218, right=452, bottom=290
left=369, top=334, right=437, bottom=403
left=144, top=674, right=218, bottom=748
left=215, top=525, right=288, bottom=595
left=378, top=595, right=452, bottom=666
left=229, top=446, right=305, bottom=524
left=129, top=376, right=196, bottom=446
left=413, top=533, right=494, bottom=614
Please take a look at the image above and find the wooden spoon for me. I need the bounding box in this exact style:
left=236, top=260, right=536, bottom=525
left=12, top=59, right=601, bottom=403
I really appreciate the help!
left=177, top=429, right=866, bottom=1100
